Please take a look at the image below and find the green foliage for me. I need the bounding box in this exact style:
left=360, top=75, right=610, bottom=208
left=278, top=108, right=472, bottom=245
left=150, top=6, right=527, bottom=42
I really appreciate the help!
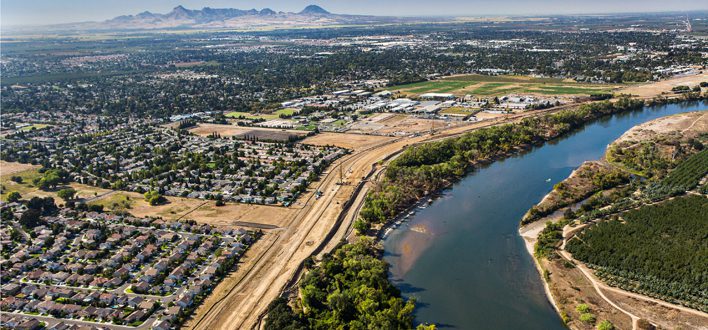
left=534, top=219, right=568, bottom=258
left=591, top=168, right=629, bottom=190
left=266, top=240, right=416, bottom=330
left=353, top=219, right=370, bottom=234
left=6, top=191, right=21, bottom=203
left=560, top=311, right=571, bottom=324
left=567, top=195, right=708, bottom=310
left=19, top=209, right=44, bottom=228
left=645, top=149, right=708, bottom=199
left=144, top=190, right=166, bottom=206
left=264, top=298, right=307, bottom=330
left=579, top=313, right=596, bottom=324
left=361, top=99, right=644, bottom=225
left=597, top=320, right=614, bottom=330
left=575, top=303, right=590, bottom=313
left=32, top=168, right=70, bottom=190
left=56, top=187, right=77, bottom=201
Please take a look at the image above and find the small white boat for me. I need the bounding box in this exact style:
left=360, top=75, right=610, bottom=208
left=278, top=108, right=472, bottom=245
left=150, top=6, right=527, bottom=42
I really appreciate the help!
left=545, top=178, right=552, bottom=182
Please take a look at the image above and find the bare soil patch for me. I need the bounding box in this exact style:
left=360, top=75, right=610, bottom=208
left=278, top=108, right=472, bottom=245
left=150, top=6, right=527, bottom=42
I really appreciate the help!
left=89, top=191, right=296, bottom=228
left=619, top=71, right=708, bottom=99
left=614, top=111, right=708, bottom=145
left=604, top=290, right=708, bottom=330
left=349, top=114, right=468, bottom=136
left=544, top=257, right=634, bottom=330
left=301, top=132, right=394, bottom=150
left=189, top=123, right=308, bottom=142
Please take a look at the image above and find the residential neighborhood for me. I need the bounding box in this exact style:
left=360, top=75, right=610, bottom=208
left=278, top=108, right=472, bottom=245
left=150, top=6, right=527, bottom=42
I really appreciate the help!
left=1, top=116, right=346, bottom=206
left=0, top=201, right=256, bottom=329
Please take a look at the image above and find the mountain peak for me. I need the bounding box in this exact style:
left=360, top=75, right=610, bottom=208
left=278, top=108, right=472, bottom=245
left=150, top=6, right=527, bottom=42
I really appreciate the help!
left=300, top=5, right=330, bottom=15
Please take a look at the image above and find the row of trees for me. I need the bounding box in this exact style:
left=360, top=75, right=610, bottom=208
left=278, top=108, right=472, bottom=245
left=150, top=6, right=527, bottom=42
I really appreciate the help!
left=566, top=195, right=708, bottom=311
left=359, top=98, right=645, bottom=226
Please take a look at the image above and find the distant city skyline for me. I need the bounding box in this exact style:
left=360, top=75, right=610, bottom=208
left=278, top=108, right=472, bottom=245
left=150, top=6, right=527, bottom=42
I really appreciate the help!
left=2, top=0, right=707, bottom=27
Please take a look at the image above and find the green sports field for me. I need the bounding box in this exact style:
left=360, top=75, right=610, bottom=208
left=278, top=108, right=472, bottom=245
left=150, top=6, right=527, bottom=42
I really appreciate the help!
left=386, top=74, right=620, bottom=97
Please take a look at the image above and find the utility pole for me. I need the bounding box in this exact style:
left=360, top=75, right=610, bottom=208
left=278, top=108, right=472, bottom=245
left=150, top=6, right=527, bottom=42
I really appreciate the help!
left=339, top=162, right=344, bottom=185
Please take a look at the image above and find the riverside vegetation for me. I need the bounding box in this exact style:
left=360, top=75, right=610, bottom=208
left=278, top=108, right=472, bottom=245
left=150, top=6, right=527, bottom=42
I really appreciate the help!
left=358, top=98, right=645, bottom=228
left=265, top=98, right=655, bottom=329
left=531, top=111, right=708, bottom=316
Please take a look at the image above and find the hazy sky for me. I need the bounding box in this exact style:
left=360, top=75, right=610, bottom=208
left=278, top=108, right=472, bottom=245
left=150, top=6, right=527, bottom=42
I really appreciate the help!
left=2, top=0, right=706, bottom=27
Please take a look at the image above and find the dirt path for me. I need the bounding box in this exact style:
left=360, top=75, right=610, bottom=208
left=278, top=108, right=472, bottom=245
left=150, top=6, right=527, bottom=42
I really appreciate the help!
left=557, top=250, right=641, bottom=329
left=558, top=247, right=708, bottom=328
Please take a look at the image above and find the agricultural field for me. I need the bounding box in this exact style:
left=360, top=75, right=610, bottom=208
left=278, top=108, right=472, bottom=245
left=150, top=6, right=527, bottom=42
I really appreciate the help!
left=566, top=195, right=708, bottom=311
left=657, top=149, right=708, bottom=190
left=386, top=74, right=620, bottom=97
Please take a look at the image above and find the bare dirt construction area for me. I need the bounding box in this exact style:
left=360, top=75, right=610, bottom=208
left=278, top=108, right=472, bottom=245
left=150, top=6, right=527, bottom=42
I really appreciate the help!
left=348, top=113, right=469, bottom=136
left=189, top=123, right=309, bottom=142
left=619, top=71, right=708, bottom=99
left=301, top=132, right=394, bottom=150
left=186, top=202, right=296, bottom=228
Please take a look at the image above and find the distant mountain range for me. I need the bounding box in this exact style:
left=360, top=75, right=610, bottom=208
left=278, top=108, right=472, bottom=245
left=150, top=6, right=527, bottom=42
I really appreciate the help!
left=20, top=5, right=426, bottom=32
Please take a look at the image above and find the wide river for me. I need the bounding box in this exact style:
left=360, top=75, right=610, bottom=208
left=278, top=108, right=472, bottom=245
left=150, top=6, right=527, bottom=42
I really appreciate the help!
left=383, top=101, right=708, bottom=329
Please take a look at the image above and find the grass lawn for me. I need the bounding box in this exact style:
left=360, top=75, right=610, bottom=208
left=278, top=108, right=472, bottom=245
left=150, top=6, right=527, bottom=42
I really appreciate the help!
left=0, top=168, right=43, bottom=200
left=386, top=74, right=621, bottom=97
left=440, top=107, right=481, bottom=115
left=276, top=108, right=299, bottom=116
left=18, top=124, right=50, bottom=132
left=89, top=192, right=135, bottom=211
left=296, top=124, right=318, bottom=131
left=526, top=85, right=612, bottom=95
left=225, top=108, right=299, bottom=120
left=225, top=111, right=278, bottom=120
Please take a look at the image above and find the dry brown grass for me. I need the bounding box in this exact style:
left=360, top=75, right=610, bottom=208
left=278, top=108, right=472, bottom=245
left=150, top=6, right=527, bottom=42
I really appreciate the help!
left=544, top=257, right=634, bottom=330
left=619, top=71, right=708, bottom=99
left=0, top=161, right=39, bottom=176
left=614, top=111, right=708, bottom=145
left=189, top=123, right=308, bottom=141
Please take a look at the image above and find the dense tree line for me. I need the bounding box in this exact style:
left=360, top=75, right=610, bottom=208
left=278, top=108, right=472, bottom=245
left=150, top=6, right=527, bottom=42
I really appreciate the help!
left=360, top=98, right=644, bottom=225
left=264, top=240, right=425, bottom=330
left=566, top=195, right=708, bottom=311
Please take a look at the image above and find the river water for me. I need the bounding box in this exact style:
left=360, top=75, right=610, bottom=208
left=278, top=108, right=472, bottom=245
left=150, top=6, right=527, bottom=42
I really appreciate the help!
left=382, top=101, right=707, bottom=329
